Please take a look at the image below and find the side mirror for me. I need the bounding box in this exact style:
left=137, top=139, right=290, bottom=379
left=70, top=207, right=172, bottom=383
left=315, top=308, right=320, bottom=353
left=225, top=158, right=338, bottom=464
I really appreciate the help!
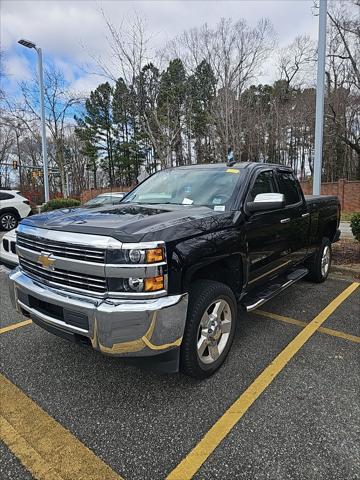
left=247, top=193, right=285, bottom=213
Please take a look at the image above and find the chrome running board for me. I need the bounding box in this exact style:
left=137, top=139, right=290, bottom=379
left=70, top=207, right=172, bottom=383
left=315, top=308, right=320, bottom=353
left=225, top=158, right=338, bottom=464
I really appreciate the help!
left=242, top=267, right=309, bottom=312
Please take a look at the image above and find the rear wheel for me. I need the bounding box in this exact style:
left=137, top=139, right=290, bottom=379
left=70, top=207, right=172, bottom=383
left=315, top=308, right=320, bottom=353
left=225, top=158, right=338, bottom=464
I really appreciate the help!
left=180, top=280, right=237, bottom=379
left=306, top=237, right=331, bottom=283
left=0, top=212, right=18, bottom=231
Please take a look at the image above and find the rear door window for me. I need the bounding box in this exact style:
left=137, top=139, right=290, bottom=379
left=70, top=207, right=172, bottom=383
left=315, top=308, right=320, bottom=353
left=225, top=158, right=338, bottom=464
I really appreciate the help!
left=277, top=171, right=301, bottom=206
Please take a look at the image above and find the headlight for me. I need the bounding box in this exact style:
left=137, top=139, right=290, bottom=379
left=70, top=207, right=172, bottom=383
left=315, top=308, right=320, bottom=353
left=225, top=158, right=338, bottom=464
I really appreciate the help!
left=128, top=249, right=145, bottom=263
left=128, top=277, right=144, bottom=291
left=108, top=275, right=165, bottom=292
left=107, top=244, right=165, bottom=264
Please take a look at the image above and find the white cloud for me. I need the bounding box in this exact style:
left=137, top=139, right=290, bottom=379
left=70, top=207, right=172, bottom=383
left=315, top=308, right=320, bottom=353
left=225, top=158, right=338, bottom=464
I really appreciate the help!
left=3, top=54, right=32, bottom=81
left=2, top=1, right=318, bottom=55
left=1, top=0, right=320, bottom=88
left=53, top=59, right=76, bottom=83
left=70, top=73, right=106, bottom=95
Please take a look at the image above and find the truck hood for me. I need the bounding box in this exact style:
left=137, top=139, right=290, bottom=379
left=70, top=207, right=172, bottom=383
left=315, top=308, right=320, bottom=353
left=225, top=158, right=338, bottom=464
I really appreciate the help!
left=21, top=203, right=233, bottom=243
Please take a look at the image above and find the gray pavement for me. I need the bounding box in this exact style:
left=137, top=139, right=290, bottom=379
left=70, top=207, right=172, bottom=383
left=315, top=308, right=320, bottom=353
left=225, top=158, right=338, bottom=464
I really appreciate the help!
left=340, top=221, right=353, bottom=239
left=1, top=269, right=359, bottom=480
left=196, top=331, right=360, bottom=480
left=0, top=443, right=33, bottom=480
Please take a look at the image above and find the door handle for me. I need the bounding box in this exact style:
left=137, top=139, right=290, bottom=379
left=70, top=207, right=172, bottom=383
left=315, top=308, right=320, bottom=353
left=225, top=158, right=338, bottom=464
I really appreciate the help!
left=302, top=213, right=310, bottom=218
left=280, top=218, right=291, bottom=224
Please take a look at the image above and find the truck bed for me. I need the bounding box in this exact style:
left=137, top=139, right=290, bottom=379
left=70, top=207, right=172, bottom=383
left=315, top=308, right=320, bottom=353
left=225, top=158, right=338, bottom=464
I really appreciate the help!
left=304, top=195, right=339, bottom=208
left=304, top=195, right=340, bottom=244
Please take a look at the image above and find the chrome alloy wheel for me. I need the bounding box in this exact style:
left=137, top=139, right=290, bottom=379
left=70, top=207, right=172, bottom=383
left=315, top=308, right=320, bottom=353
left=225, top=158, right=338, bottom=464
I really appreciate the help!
left=321, top=245, right=330, bottom=277
left=197, top=299, right=232, bottom=364
left=1, top=214, right=17, bottom=230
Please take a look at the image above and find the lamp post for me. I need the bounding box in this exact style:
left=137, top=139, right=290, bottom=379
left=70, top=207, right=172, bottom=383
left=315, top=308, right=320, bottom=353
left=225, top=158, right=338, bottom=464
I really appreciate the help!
left=18, top=39, right=49, bottom=203
left=313, top=0, right=328, bottom=195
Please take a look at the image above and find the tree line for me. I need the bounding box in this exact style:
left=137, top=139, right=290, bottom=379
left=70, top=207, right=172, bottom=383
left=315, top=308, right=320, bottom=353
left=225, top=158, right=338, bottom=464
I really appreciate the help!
left=1, top=0, right=359, bottom=199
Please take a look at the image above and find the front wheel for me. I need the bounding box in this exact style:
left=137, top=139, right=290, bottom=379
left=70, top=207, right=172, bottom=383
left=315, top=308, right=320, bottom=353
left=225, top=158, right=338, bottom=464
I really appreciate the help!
left=180, top=280, right=237, bottom=379
left=306, top=237, right=332, bottom=283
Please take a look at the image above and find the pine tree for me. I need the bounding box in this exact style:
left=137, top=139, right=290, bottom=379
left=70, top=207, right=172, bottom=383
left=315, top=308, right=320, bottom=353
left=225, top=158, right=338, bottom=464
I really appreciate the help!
left=187, top=60, right=217, bottom=163
left=112, top=78, right=145, bottom=185
left=75, top=82, right=115, bottom=187
left=158, top=59, right=187, bottom=166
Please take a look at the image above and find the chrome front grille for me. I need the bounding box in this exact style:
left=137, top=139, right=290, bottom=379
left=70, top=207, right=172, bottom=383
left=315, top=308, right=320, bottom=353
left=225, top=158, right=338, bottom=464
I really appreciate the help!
left=16, top=225, right=167, bottom=299
left=19, top=257, right=107, bottom=294
left=17, top=232, right=105, bottom=263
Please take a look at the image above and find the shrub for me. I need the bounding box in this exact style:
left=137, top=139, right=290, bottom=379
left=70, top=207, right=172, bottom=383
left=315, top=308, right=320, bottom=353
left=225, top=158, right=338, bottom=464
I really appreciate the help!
left=41, top=198, right=81, bottom=212
left=350, top=212, right=360, bottom=242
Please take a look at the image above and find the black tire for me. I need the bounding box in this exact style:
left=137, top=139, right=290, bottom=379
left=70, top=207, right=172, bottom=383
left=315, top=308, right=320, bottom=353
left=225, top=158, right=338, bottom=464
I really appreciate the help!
left=0, top=212, right=18, bottom=231
left=306, top=237, right=332, bottom=283
left=180, top=280, right=237, bottom=379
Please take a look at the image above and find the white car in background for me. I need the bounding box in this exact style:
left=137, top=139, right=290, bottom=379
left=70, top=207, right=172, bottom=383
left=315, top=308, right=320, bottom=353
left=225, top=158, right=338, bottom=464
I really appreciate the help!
left=83, top=192, right=126, bottom=208
left=0, top=228, right=18, bottom=268
left=0, top=190, right=31, bottom=230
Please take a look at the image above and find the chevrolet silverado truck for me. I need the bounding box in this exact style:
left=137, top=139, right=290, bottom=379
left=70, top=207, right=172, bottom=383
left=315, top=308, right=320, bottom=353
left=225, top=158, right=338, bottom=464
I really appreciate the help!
left=9, top=163, right=340, bottom=378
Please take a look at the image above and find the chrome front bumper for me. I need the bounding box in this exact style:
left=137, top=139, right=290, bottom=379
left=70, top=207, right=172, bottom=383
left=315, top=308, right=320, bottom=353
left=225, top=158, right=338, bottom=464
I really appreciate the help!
left=9, top=268, right=188, bottom=357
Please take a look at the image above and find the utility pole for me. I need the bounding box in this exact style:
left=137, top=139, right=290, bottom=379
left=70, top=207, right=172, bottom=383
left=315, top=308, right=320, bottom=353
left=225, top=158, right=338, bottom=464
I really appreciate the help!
left=18, top=39, right=50, bottom=202
left=313, top=0, right=327, bottom=195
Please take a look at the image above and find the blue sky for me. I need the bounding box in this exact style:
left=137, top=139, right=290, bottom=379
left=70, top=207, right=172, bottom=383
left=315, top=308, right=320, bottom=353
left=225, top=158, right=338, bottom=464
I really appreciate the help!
left=1, top=0, right=319, bottom=99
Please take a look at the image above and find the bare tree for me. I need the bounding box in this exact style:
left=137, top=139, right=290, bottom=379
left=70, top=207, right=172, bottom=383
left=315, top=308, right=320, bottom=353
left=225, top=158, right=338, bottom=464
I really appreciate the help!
left=278, top=35, right=316, bottom=89
left=19, top=68, right=81, bottom=194
left=324, top=0, right=360, bottom=179
left=91, top=11, right=152, bottom=85
left=328, top=0, right=360, bottom=90
left=164, top=17, right=275, bottom=159
left=0, top=120, right=15, bottom=188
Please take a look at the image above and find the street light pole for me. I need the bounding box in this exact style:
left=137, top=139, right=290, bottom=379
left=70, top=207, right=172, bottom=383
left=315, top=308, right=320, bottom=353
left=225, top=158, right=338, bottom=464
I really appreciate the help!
left=18, top=39, right=49, bottom=202
left=313, top=0, right=327, bottom=195
left=36, top=47, right=49, bottom=202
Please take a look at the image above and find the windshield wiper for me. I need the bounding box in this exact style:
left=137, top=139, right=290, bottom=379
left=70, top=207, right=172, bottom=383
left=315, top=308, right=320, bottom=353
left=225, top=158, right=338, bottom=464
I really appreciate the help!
left=127, top=202, right=179, bottom=205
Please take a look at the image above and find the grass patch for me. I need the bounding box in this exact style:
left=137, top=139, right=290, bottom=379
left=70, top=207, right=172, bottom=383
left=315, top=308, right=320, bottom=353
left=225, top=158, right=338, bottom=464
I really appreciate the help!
left=341, top=212, right=353, bottom=222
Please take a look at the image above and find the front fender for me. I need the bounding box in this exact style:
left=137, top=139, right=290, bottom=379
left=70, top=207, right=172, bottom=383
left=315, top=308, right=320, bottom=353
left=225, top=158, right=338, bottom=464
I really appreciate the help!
left=170, top=228, right=246, bottom=295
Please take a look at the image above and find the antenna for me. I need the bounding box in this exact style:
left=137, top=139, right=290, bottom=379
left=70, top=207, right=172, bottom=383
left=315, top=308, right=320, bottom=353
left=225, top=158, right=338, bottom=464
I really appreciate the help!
left=226, top=147, right=236, bottom=167
left=226, top=159, right=237, bottom=167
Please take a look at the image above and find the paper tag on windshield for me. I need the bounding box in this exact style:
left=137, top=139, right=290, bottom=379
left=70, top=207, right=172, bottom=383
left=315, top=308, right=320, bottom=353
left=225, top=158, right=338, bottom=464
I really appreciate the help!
left=182, top=197, right=193, bottom=205
left=214, top=205, right=225, bottom=212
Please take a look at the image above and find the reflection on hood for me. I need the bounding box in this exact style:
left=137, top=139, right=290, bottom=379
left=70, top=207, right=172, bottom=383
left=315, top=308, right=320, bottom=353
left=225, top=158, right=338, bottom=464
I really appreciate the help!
left=21, top=202, right=233, bottom=243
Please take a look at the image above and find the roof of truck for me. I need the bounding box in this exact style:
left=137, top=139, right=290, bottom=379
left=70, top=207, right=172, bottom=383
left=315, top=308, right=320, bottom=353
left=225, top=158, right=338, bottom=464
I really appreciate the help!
left=175, top=162, right=292, bottom=170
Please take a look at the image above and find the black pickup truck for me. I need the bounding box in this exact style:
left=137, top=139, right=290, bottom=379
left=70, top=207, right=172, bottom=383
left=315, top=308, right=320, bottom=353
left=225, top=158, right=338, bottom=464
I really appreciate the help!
left=9, top=163, right=340, bottom=378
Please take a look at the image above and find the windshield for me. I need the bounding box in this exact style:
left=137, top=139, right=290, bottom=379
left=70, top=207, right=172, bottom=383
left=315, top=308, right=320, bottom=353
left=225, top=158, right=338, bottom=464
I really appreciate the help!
left=84, top=195, right=123, bottom=208
left=123, top=168, right=242, bottom=210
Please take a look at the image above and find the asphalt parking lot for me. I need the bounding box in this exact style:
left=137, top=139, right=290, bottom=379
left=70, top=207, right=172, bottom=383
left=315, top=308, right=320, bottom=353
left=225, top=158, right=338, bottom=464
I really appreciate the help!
left=0, top=264, right=359, bottom=480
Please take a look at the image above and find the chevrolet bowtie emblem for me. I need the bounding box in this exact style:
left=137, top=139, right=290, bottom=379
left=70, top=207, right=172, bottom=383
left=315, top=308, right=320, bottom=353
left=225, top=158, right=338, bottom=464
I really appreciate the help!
left=37, top=252, right=55, bottom=269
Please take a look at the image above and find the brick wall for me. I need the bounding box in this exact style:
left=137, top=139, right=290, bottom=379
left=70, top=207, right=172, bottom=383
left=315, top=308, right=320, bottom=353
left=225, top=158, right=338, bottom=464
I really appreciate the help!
left=80, top=187, right=131, bottom=204
left=300, top=179, right=360, bottom=213
left=21, top=190, right=67, bottom=207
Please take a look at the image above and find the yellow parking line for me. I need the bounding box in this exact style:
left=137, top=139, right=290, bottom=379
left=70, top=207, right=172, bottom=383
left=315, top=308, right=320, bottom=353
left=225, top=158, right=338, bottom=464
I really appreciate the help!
left=256, top=310, right=360, bottom=344
left=166, top=281, right=359, bottom=480
left=0, top=319, right=32, bottom=335
left=0, top=374, right=123, bottom=480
